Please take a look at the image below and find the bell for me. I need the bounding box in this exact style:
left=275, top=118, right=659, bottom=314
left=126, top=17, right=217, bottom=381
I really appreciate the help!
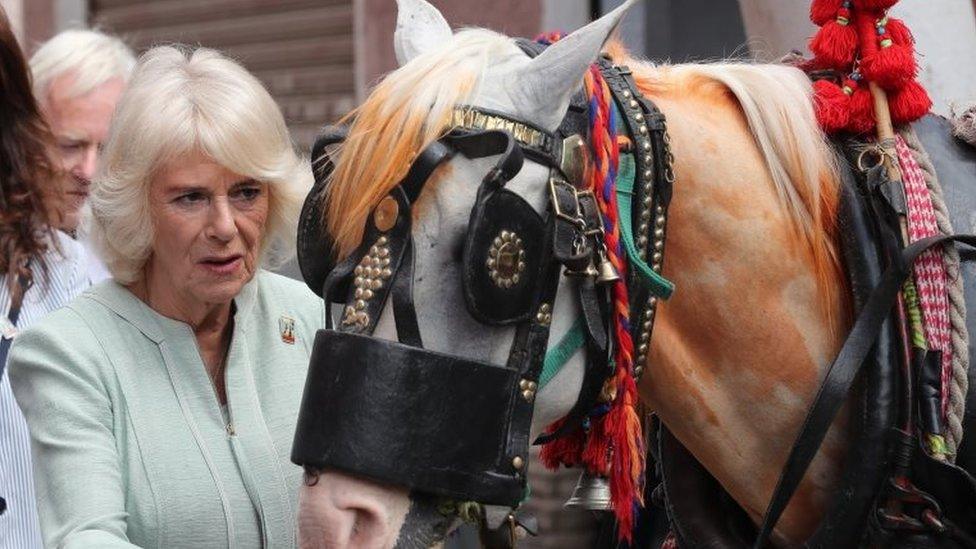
left=564, top=470, right=613, bottom=511
left=564, top=255, right=599, bottom=279
left=596, top=249, right=621, bottom=285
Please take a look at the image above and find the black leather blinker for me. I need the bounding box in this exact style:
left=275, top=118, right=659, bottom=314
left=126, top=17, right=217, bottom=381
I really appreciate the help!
left=462, top=184, right=546, bottom=325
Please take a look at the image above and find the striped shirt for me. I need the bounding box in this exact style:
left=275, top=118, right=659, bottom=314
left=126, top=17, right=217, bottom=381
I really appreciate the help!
left=1, top=232, right=90, bottom=549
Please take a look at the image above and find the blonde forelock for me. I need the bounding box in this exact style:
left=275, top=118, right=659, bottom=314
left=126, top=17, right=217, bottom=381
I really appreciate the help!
left=324, top=28, right=519, bottom=259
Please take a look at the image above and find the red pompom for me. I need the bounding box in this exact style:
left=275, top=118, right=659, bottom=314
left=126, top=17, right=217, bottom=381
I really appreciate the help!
left=847, top=85, right=877, bottom=134
left=860, top=42, right=917, bottom=89
left=813, top=79, right=852, bottom=133
left=853, top=0, right=898, bottom=10
left=810, top=17, right=859, bottom=69
left=889, top=80, right=932, bottom=125
left=810, top=0, right=843, bottom=26
left=885, top=18, right=914, bottom=46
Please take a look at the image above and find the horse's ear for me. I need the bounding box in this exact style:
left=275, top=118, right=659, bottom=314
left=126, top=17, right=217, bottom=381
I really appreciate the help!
left=394, top=0, right=453, bottom=66
left=512, top=0, right=640, bottom=132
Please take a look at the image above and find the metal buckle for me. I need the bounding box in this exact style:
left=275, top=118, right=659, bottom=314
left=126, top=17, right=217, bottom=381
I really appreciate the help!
left=549, top=177, right=583, bottom=226
left=575, top=189, right=604, bottom=238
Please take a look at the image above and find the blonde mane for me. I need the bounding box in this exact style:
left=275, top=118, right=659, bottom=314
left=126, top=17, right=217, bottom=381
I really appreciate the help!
left=605, top=41, right=842, bottom=294
left=324, top=29, right=519, bottom=259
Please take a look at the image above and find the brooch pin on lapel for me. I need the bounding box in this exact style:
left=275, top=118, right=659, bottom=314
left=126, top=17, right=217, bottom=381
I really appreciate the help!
left=278, top=315, right=296, bottom=345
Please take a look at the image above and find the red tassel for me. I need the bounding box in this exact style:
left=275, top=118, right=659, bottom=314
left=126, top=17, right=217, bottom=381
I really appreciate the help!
left=813, top=79, right=853, bottom=133
left=538, top=418, right=585, bottom=469
left=889, top=79, right=932, bottom=125
left=810, top=0, right=843, bottom=26
left=861, top=42, right=916, bottom=89
left=886, top=18, right=914, bottom=46
left=810, top=13, right=859, bottom=69
left=847, top=85, right=877, bottom=134
left=852, top=0, right=898, bottom=9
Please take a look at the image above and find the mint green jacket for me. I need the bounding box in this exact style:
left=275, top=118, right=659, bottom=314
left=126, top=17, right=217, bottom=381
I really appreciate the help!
left=8, top=271, right=324, bottom=548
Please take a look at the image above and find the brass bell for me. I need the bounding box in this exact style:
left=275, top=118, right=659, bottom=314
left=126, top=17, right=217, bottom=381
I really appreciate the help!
left=596, top=249, right=621, bottom=285
left=564, top=470, right=613, bottom=511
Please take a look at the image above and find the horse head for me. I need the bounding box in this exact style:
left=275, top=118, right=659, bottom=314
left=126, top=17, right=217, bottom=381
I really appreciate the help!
left=294, top=1, right=643, bottom=547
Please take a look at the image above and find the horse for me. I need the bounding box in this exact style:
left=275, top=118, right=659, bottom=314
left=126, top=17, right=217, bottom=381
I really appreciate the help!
left=292, top=0, right=975, bottom=547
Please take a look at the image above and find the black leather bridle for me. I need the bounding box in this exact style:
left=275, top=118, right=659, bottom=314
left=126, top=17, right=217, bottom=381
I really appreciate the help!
left=290, top=43, right=675, bottom=529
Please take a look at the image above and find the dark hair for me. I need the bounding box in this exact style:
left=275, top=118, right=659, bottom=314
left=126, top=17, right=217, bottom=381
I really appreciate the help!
left=0, top=5, right=59, bottom=299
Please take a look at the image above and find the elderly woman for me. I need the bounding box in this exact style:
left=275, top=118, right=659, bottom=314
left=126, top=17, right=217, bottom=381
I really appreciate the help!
left=8, top=46, right=320, bottom=548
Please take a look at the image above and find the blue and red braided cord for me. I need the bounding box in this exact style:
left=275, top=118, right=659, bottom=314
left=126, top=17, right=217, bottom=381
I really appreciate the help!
left=534, top=33, right=646, bottom=542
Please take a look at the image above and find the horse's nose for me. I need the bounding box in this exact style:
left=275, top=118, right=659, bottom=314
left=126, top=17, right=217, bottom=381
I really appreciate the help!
left=297, top=471, right=406, bottom=549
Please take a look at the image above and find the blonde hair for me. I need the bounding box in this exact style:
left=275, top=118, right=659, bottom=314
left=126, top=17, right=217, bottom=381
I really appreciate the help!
left=30, top=28, right=135, bottom=101
left=325, top=28, right=522, bottom=259
left=89, top=45, right=311, bottom=283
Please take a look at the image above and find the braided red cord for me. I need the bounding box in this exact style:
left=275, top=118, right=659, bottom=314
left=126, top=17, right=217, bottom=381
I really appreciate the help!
left=536, top=44, right=645, bottom=541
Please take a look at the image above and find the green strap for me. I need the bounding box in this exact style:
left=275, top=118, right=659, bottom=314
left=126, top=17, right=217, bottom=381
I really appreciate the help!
left=616, top=152, right=675, bottom=299
left=536, top=119, right=676, bottom=400
left=539, top=317, right=585, bottom=391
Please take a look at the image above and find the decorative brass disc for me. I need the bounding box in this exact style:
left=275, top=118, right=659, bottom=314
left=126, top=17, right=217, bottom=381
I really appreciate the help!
left=373, top=195, right=399, bottom=232
left=486, top=230, right=526, bottom=289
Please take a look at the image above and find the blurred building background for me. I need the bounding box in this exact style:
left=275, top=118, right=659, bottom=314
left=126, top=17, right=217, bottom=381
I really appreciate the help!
left=0, top=0, right=756, bottom=149
left=0, top=0, right=782, bottom=547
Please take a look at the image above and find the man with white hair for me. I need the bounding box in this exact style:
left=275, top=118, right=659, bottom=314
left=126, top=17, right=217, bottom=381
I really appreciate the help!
left=31, top=29, right=135, bottom=281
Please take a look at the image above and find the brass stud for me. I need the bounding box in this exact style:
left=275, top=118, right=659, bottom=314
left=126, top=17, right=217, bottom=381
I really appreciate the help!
left=522, top=390, right=535, bottom=402
left=650, top=297, right=658, bottom=306
left=520, top=379, right=531, bottom=390
left=536, top=303, right=552, bottom=326
left=512, top=456, right=524, bottom=470
left=528, top=381, right=537, bottom=391
left=643, top=141, right=652, bottom=151
left=488, top=230, right=526, bottom=289
left=640, top=208, right=651, bottom=220
left=623, top=90, right=632, bottom=99
left=635, top=113, right=645, bottom=122
left=645, top=154, right=653, bottom=164
left=644, top=169, right=653, bottom=179
left=654, top=228, right=665, bottom=239
left=654, top=240, right=664, bottom=251
left=639, top=125, right=648, bottom=135
left=374, top=196, right=399, bottom=232
left=629, top=99, right=639, bottom=108
left=656, top=214, right=666, bottom=227
left=653, top=252, right=663, bottom=263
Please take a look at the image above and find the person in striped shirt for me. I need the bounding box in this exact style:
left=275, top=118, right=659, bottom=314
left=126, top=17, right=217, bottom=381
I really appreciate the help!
left=0, top=7, right=89, bottom=548
left=29, top=28, right=135, bottom=283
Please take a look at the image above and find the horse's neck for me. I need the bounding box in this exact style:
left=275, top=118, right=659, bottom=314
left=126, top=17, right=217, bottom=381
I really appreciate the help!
left=637, top=70, right=851, bottom=543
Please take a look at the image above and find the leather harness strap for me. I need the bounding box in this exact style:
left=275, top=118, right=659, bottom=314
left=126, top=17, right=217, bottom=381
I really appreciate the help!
left=755, top=233, right=976, bottom=547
